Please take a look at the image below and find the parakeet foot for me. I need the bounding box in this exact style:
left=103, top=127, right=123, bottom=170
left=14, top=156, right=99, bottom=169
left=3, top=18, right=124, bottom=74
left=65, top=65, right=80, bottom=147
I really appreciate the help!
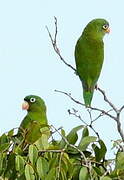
left=95, top=85, right=98, bottom=90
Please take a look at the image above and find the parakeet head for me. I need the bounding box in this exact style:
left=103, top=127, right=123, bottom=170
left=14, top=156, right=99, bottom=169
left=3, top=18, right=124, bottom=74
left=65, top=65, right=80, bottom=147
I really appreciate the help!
left=22, top=95, right=46, bottom=112
left=83, top=18, right=110, bottom=40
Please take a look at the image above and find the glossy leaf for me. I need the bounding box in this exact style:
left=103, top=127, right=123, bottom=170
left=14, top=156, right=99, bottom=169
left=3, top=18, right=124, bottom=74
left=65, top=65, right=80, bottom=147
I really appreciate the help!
left=67, top=125, right=84, bottom=145
left=29, top=144, right=38, bottom=165
left=0, top=153, right=3, bottom=174
left=0, top=134, right=8, bottom=144
left=8, top=129, right=14, bottom=137
left=115, top=152, right=124, bottom=169
left=36, top=157, right=49, bottom=179
left=78, top=136, right=97, bottom=151
left=79, top=166, right=89, bottom=180
left=25, top=164, right=35, bottom=180
left=15, top=155, right=25, bottom=172
left=0, top=143, right=10, bottom=152
left=49, top=155, right=58, bottom=170
left=93, top=166, right=103, bottom=176
left=82, top=127, right=89, bottom=137
left=46, top=168, right=57, bottom=180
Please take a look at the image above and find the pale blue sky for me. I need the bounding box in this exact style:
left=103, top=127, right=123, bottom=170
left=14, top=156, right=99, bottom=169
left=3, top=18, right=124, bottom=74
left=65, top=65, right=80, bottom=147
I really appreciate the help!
left=0, top=0, right=124, bottom=157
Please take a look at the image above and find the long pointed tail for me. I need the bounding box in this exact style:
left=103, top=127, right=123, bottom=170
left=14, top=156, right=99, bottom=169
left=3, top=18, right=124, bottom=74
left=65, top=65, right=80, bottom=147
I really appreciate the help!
left=83, top=90, right=94, bottom=107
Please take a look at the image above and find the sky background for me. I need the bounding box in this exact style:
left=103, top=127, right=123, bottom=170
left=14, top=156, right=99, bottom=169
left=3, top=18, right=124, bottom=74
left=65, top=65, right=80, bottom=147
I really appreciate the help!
left=0, top=0, right=124, bottom=158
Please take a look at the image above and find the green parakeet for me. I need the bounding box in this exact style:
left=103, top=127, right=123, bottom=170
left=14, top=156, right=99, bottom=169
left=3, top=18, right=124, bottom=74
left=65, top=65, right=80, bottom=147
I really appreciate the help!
left=75, top=18, right=110, bottom=106
left=17, top=95, right=49, bottom=145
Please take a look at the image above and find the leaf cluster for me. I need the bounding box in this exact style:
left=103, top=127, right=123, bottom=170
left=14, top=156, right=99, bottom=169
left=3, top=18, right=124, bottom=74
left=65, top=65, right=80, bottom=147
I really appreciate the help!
left=0, top=126, right=123, bottom=180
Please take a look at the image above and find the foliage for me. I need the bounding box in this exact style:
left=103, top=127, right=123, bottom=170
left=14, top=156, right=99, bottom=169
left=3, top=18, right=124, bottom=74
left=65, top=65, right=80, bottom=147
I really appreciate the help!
left=0, top=126, right=123, bottom=180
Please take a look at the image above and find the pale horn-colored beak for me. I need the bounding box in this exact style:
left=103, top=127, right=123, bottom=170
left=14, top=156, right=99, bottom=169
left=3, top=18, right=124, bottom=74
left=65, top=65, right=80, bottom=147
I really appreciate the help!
left=106, top=27, right=110, bottom=33
left=22, top=101, right=29, bottom=110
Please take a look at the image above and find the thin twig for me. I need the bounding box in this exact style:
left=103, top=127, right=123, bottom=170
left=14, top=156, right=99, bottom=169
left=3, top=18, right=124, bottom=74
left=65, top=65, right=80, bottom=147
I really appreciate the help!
left=116, top=113, right=124, bottom=142
left=98, top=87, right=118, bottom=112
left=68, top=108, right=100, bottom=139
left=39, top=149, right=65, bottom=153
left=46, top=17, right=76, bottom=72
left=68, top=109, right=87, bottom=125
left=119, top=105, right=124, bottom=113
left=87, top=109, right=100, bottom=139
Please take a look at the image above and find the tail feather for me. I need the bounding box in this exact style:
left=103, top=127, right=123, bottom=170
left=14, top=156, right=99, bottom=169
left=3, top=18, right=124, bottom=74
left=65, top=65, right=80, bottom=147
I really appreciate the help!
left=83, top=90, right=93, bottom=107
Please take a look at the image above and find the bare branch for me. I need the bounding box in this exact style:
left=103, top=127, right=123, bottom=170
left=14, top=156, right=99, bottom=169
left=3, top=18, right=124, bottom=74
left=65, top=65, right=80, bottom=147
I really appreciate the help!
left=51, top=125, right=89, bottom=167
left=98, top=87, right=118, bottom=112
left=39, top=149, right=65, bottom=153
left=119, top=105, right=124, bottom=113
left=87, top=109, right=100, bottom=139
left=68, top=108, right=87, bottom=125
left=55, top=89, right=117, bottom=120
left=68, top=108, right=100, bottom=139
left=55, top=89, right=124, bottom=141
left=116, top=113, right=124, bottom=141
left=46, top=17, right=76, bottom=72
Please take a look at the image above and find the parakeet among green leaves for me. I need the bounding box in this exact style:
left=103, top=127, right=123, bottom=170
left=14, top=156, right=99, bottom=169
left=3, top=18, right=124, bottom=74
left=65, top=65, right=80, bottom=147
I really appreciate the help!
left=75, top=18, right=110, bottom=107
left=17, top=95, right=49, bottom=145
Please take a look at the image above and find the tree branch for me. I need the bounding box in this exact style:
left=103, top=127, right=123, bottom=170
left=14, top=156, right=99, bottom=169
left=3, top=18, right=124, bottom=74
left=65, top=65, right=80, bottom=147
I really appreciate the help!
left=46, top=17, right=76, bottom=72
left=97, top=87, right=118, bottom=112
left=51, top=125, right=89, bottom=167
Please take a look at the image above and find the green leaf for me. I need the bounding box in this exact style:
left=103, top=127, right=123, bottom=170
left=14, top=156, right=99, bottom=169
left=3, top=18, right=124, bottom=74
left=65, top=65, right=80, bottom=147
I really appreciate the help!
left=45, top=168, right=57, bottom=180
left=78, top=136, right=97, bottom=151
left=29, top=145, right=38, bottom=166
left=15, top=155, right=25, bottom=172
left=35, top=134, right=49, bottom=150
left=49, top=155, right=58, bottom=170
left=25, top=164, right=35, bottom=180
left=59, top=129, right=66, bottom=149
left=0, top=134, right=10, bottom=152
left=36, top=157, right=49, bottom=179
left=72, top=165, right=81, bottom=180
left=4, top=153, right=17, bottom=179
left=61, top=129, right=66, bottom=137
left=98, top=140, right=107, bottom=160
left=0, top=153, right=4, bottom=174
left=60, top=167, right=67, bottom=180
left=0, top=134, right=8, bottom=144
left=0, top=143, right=10, bottom=152
left=93, top=166, right=103, bottom=176
left=8, top=129, right=14, bottom=137
left=92, top=140, right=107, bottom=162
left=115, top=152, right=124, bottom=170
left=79, top=166, right=89, bottom=180
left=61, top=153, right=69, bottom=173
left=67, top=125, right=84, bottom=145
left=82, top=127, right=89, bottom=137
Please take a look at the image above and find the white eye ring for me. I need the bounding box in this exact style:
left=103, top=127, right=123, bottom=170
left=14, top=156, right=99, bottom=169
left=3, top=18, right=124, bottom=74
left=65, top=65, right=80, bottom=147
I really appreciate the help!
left=30, top=98, right=36, bottom=103
left=103, top=24, right=109, bottom=30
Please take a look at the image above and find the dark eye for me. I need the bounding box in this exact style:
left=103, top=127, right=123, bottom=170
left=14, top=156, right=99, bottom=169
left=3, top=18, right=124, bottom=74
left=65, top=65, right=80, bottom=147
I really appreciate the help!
left=30, top=98, right=36, bottom=103
left=103, top=24, right=109, bottom=30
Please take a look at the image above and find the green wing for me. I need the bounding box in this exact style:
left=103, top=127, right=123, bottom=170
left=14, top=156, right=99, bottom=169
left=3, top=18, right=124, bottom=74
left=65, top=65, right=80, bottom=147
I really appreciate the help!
left=18, top=113, right=48, bottom=144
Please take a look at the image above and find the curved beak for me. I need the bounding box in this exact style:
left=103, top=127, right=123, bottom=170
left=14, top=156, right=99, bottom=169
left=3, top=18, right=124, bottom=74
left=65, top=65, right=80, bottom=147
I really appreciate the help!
left=22, top=101, right=29, bottom=110
left=105, top=27, right=110, bottom=33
